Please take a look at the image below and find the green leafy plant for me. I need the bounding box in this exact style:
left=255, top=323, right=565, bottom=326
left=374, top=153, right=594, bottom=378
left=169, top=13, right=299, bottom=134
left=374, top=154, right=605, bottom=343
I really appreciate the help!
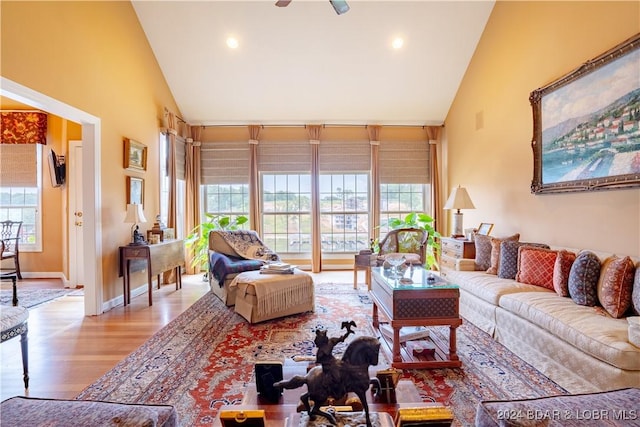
left=385, top=212, right=441, bottom=270
left=185, top=214, right=248, bottom=272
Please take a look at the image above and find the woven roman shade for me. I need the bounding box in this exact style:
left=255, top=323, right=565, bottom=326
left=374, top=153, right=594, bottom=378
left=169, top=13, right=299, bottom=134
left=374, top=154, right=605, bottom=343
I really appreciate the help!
left=258, top=141, right=311, bottom=172
left=319, top=140, right=370, bottom=172
left=201, top=141, right=250, bottom=184
left=379, top=140, right=429, bottom=184
left=0, top=144, right=37, bottom=187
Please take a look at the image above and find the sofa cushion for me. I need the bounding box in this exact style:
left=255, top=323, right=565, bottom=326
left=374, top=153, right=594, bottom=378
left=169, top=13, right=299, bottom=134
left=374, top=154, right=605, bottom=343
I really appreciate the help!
left=597, top=256, right=635, bottom=318
left=515, top=246, right=557, bottom=290
left=473, top=234, right=492, bottom=271
left=444, top=269, right=549, bottom=306
left=498, top=291, right=640, bottom=370
left=475, top=388, right=640, bottom=427
left=497, top=241, right=549, bottom=280
left=553, top=250, right=577, bottom=297
left=486, top=235, right=521, bottom=275
left=475, top=233, right=519, bottom=272
left=568, top=251, right=601, bottom=307
left=632, top=262, right=640, bottom=315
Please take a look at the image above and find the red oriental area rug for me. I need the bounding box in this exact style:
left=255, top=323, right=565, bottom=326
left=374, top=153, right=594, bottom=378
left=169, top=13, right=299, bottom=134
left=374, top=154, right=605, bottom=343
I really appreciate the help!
left=75, top=284, right=566, bottom=426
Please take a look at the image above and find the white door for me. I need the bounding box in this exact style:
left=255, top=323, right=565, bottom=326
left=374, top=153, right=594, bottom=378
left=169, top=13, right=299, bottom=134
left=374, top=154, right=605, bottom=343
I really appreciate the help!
left=68, top=140, right=84, bottom=288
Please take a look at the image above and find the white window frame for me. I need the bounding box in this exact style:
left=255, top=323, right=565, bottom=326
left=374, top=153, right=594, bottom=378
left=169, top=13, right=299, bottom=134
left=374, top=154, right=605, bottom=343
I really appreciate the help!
left=0, top=144, right=42, bottom=252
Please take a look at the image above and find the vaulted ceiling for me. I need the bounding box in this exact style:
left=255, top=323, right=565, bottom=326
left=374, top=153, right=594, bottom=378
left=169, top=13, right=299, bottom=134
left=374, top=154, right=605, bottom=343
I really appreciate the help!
left=132, top=1, right=495, bottom=126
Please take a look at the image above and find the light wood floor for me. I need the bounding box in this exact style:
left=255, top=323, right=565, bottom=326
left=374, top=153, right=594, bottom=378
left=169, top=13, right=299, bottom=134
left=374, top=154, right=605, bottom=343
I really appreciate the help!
left=0, top=271, right=355, bottom=402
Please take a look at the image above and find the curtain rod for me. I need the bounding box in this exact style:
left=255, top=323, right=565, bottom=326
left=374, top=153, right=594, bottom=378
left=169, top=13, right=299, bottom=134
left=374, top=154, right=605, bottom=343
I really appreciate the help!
left=197, top=123, right=444, bottom=129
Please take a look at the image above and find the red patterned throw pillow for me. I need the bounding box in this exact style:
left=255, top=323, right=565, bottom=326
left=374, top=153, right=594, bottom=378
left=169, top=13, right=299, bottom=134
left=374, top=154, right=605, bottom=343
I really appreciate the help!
left=597, top=256, right=635, bottom=318
left=553, top=250, right=577, bottom=297
left=516, top=246, right=558, bottom=290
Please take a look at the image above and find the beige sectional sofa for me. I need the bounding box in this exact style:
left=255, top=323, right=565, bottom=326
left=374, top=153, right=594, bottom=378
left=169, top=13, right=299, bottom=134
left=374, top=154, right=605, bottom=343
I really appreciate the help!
left=442, top=246, right=640, bottom=394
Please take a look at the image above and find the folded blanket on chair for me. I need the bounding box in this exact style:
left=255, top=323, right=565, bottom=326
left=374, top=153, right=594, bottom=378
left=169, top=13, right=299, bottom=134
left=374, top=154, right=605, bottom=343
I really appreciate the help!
left=216, top=230, right=280, bottom=262
left=209, top=252, right=263, bottom=287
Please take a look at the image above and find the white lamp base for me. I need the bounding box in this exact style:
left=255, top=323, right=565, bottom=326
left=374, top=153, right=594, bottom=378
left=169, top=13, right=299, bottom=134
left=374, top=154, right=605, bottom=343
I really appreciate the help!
left=451, top=212, right=464, bottom=238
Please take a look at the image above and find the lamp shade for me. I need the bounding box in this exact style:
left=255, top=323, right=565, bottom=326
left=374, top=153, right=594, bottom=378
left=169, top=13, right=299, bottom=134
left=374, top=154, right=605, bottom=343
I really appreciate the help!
left=444, top=186, right=475, bottom=211
left=124, top=203, right=147, bottom=224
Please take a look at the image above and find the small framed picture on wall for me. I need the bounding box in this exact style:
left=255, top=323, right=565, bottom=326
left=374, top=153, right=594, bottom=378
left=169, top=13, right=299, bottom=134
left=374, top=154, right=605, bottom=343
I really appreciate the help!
left=127, top=176, right=144, bottom=205
left=123, top=138, right=147, bottom=172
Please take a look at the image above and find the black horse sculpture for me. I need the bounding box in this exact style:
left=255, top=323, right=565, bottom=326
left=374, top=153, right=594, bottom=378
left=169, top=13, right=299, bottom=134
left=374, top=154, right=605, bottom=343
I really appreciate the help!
left=274, top=325, right=381, bottom=427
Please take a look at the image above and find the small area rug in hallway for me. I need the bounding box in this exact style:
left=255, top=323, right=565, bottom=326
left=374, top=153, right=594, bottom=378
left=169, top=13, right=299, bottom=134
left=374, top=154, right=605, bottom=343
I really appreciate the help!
left=0, top=288, right=75, bottom=309
left=76, top=284, right=567, bottom=426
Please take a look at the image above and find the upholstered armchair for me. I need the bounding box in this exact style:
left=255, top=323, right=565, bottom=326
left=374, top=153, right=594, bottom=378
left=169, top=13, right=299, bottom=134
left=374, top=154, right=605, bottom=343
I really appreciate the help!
left=377, top=228, right=427, bottom=266
left=208, top=230, right=279, bottom=306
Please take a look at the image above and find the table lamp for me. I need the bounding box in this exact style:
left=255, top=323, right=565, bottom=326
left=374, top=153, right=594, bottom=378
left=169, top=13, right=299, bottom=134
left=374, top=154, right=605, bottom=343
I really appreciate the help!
left=444, top=185, right=475, bottom=238
left=124, top=203, right=147, bottom=245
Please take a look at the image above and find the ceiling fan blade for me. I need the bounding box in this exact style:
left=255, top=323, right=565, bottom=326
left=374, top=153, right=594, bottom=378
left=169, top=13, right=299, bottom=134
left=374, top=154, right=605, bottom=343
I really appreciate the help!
left=275, top=0, right=292, bottom=7
left=330, top=0, right=349, bottom=15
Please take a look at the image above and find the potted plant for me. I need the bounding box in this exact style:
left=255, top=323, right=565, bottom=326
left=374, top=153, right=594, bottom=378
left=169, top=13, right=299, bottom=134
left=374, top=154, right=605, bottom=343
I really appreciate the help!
left=185, top=214, right=248, bottom=275
left=385, top=212, right=441, bottom=270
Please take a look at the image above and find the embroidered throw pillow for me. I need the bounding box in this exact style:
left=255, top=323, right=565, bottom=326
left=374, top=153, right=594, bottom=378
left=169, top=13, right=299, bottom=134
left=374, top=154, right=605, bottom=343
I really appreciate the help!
left=486, top=234, right=521, bottom=275
left=553, top=250, right=577, bottom=297
left=633, top=263, right=640, bottom=315
left=515, top=246, right=557, bottom=289
left=597, top=256, right=635, bottom=318
left=568, top=251, right=601, bottom=307
left=474, top=233, right=493, bottom=271
left=498, top=241, right=550, bottom=280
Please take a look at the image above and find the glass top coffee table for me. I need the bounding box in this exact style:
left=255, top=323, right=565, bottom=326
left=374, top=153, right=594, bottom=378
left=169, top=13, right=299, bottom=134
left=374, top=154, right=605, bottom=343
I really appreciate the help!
left=370, top=266, right=462, bottom=369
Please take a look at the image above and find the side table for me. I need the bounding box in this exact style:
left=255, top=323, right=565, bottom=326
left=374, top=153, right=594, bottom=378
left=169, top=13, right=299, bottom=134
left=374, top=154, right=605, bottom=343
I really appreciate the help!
left=353, top=253, right=378, bottom=290
left=118, top=239, right=184, bottom=306
left=440, top=237, right=475, bottom=270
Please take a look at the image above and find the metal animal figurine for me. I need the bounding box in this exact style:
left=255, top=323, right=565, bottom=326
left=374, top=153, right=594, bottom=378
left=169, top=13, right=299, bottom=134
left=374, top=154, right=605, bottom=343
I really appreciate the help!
left=274, top=322, right=381, bottom=427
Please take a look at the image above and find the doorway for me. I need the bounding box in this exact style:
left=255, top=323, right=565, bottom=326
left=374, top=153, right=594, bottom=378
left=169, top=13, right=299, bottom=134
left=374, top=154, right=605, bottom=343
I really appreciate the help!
left=68, top=141, right=84, bottom=289
left=1, top=77, right=103, bottom=315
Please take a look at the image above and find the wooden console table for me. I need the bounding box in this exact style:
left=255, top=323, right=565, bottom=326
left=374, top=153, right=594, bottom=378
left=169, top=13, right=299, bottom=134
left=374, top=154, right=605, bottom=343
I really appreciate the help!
left=118, top=239, right=184, bottom=306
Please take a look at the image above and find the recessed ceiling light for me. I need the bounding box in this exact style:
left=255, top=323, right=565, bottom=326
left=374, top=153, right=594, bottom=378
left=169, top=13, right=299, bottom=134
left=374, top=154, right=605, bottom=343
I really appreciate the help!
left=226, top=37, right=239, bottom=49
left=392, top=37, right=404, bottom=49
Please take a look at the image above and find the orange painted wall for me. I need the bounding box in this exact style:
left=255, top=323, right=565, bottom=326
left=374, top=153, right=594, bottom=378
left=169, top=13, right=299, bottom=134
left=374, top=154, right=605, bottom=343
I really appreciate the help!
left=445, top=1, right=640, bottom=256
left=1, top=1, right=180, bottom=300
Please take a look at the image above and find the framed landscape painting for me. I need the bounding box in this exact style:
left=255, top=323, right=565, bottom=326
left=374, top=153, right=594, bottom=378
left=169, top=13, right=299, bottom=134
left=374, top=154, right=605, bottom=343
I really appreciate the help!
left=530, top=34, right=640, bottom=194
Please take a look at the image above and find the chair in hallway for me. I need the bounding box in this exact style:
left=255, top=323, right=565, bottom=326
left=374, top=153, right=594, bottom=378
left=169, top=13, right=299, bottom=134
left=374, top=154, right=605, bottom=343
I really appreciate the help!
left=1, top=220, right=23, bottom=280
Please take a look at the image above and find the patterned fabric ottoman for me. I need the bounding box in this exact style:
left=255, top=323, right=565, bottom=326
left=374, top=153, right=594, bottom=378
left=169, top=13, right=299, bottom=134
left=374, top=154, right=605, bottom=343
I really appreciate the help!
left=475, top=388, right=640, bottom=426
left=230, top=269, right=315, bottom=323
left=0, top=396, right=178, bottom=426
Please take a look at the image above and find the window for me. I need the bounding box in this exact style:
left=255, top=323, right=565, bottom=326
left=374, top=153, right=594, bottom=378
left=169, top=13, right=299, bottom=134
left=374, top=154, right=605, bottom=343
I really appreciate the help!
left=202, top=183, right=250, bottom=227
left=379, top=140, right=430, bottom=235
left=200, top=140, right=251, bottom=227
left=379, top=183, right=429, bottom=234
left=320, top=173, right=369, bottom=252
left=159, top=133, right=187, bottom=237
left=0, top=144, right=42, bottom=251
left=261, top=174, right=311, bottom=253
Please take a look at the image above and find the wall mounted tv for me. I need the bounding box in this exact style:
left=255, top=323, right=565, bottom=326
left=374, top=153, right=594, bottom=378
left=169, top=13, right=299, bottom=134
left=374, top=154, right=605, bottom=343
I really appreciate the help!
left=48, top=149, right=66, bottom=187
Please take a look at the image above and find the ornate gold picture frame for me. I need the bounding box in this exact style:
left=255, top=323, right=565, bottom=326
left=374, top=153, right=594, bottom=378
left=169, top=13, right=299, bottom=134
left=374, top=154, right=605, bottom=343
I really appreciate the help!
left=124, top=137, right=147, bottom=172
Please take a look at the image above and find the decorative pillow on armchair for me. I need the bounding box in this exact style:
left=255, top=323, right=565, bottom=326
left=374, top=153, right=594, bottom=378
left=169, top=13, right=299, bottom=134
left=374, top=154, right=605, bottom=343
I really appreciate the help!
left=568, top=251, right=601, bottom=307
left=515, top=246, right=557, bottom=289
left=553, top=250, right=577, bottom=297
left=498, top=241, right=549, bottom=280
left=597, top=255, right=635, bottom=318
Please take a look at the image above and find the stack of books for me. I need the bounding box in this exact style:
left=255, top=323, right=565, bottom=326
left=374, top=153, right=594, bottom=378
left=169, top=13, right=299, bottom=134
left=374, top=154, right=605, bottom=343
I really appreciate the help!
left=379, top=324, right=430, bottom=343
left=260, top=262, right=295, bottom=274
